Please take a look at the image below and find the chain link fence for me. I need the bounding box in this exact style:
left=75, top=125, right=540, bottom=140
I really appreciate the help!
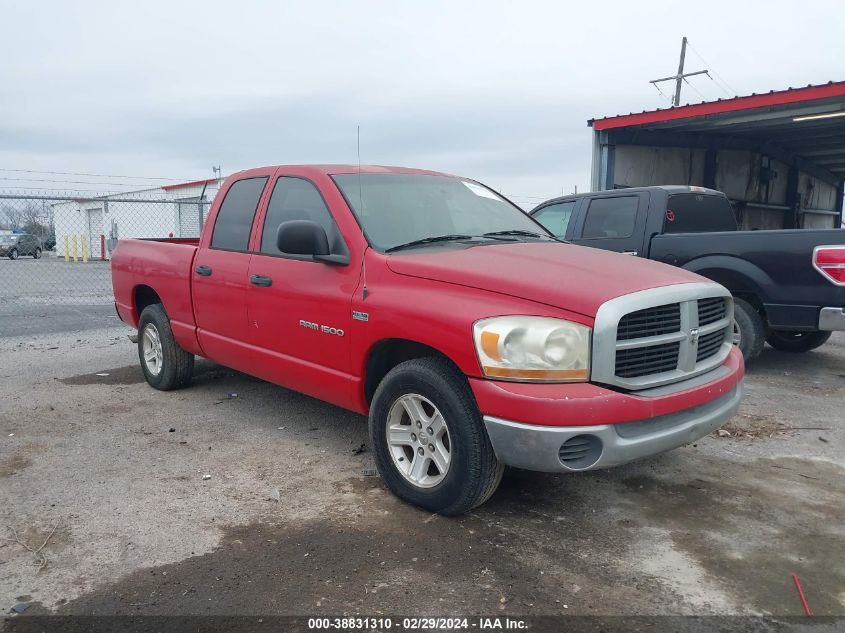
left=0, top=187, right=217, bottom=314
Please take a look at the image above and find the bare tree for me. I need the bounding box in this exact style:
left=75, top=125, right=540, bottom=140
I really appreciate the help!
left=0, top=201, right=52, bottom=236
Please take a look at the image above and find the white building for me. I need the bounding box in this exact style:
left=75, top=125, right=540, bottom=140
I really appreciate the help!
left=52, top=178, right=223, bottom=259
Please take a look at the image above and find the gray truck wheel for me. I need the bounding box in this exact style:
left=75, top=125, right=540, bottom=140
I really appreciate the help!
left=33, top=247, right=41, bottom=259
left=138, top=304, right=194, bottom=390
left=369, top=357, right=503, bottom=516
left=9, top=248, right=18, bottom=260
left=766, top=330, right=831, bottom=353
left=733, top=298, right=765, bottom=361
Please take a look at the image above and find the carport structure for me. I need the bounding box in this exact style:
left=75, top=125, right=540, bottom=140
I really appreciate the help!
left=589, top=81, right=845, bottom=230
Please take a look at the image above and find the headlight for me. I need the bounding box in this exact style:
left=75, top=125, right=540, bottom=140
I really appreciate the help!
left=473, top=316, right=590, bottom=382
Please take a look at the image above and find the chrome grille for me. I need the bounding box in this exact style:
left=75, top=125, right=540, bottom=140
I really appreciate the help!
left=592, top=284, right=734, bottom=391
left=617, top=303, right=681, bottom=340
left=696, top=329, right=725, bottom=362
left=615, top=341, right=681, bottom=377
left=698, top=297, right=727, bottom=326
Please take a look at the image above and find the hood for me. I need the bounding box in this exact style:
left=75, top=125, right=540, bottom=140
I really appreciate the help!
left=385, top=241, right=709, bottom=317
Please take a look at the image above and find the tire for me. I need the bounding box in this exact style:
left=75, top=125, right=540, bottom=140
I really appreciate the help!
left=32, top=247, right=41, bottom=259
left=9, top=248, right=18, bottom=260
left=732, top=298, right=765, bottom=362
left=369, top=357, right=504, bottom=516
left=137, top=304, right=194, bottom=390
left=766, top=330, right=832, bottom=353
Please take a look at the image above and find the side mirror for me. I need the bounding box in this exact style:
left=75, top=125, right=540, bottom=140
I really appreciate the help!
left=277, top=220, right=330, bottom=256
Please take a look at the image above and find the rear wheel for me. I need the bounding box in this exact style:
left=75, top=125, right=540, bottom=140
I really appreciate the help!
left=138, top=304, right=194, bottom=390
left=32, top=247, right=41, bottom=259
left=732, top=298, right=765, bottom=361
left=8, top=248, right=18, bottom=260
left=369, top=357, right=503, bottom=516
left=766, top=330, right=831, bottom=353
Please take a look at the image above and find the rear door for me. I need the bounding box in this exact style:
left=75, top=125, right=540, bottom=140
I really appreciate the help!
left=193, top=174, right=271, bottom=366
left=569, top=192, right=650, bottom=255
left=245, top=174, right=358, bottom=405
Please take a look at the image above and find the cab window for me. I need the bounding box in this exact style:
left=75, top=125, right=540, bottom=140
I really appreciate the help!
left=260, top=177, right=343, bottom=256
left=533, top=201, right=575, bottom=238
left=582, top=196, right=638, bottom=239
left=210, top=177, right=268, bottom=251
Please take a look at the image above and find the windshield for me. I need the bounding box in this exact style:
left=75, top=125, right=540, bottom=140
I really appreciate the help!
left=664, top=193, right=738, bottom=233
left=332, top=173, right=550, bottom=252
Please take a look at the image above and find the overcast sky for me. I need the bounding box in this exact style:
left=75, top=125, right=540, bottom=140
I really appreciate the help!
left=1, top=1, right=843, bottom=208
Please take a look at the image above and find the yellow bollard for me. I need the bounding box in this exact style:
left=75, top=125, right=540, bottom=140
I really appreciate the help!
left=63, top=235, right=69, bottom=262
left=82, top=234, right=88, bottom=263
left=72, top=235, right=78, bottom=262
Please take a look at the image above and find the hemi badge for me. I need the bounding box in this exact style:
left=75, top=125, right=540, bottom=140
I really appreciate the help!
left=352, top=311, right=369, bottom=322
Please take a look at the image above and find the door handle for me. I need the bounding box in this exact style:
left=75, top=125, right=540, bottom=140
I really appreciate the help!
left=195, top=265, right=212, bottom=276
left=621, top=250, right=638, bottom=256
left=250, top=274, right=273, bottom=287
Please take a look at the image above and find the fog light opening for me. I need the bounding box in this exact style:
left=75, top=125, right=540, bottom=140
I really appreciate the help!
left=558, top=434, right=602, bottom=470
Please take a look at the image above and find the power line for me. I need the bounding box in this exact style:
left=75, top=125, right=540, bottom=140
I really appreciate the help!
left=0, top=168, right=184, bottom=181
left=0, top=186, right=138, bottom=193
left=0, top=177, right=168, bottom=188
left=652, top=82, right=674, bottom=104
left=685, top=39, right=740, bottom=97
left=505, top=194, right=551, bottom=200
left=683, top=76, right=708, bottom=101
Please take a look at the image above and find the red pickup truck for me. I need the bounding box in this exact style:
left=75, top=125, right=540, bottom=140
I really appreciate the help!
left=112, top=165, right=744, bottom=515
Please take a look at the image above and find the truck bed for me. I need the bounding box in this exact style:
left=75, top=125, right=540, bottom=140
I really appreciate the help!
left=111, top=238, right=199, bottom=333
left=650, top=228, right=845, bottom=328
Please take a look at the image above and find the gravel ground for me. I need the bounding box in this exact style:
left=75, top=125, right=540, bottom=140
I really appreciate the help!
left=0, top=322, right=843, bottom=625
left=0, top=256, right=112, bottom=306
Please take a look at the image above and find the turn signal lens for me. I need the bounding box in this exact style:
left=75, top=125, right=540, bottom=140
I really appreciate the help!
left=813, top=246, right=845, bottom=285
left=473, top=316, right=591, bottom=382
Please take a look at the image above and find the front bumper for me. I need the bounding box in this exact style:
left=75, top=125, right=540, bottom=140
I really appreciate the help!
left=819, top=307, right=845, bottom=331
left=469, top=346, right=744, bottom=472
left=483, top=384, right=741, bottom=472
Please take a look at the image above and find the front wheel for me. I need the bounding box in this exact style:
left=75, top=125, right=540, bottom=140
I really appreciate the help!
left=732, top=298, right=765, bottom=361
left=369, top=357, right=503, bottom=516
left=138, top=304, right=194, bottom=390
left=766, top=330, right=832, bottom=353
left=8, top=248, right=18, bottom=260
left=32, top=247, right=41, bottom=259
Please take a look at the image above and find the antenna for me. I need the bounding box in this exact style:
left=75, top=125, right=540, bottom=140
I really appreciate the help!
left=357, top=124, right=369, bottom=301
left=649, top=36, right=709, bottom=106
left=357, top=125, right=363, bottom=208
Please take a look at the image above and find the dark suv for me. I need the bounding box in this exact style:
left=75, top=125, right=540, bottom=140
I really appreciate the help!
left=0, top=233, right=43, bottom=259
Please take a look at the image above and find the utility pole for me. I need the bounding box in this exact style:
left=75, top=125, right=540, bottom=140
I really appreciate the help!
left=650, top=36, right=709, bottom=106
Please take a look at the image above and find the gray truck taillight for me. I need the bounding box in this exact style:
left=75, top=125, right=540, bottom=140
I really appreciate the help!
left=813, top=245, right=845, bottom=286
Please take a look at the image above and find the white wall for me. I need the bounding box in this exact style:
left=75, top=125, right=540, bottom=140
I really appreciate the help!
left=52, top=181, right=222, bottom=258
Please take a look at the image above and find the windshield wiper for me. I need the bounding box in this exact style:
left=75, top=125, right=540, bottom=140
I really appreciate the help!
left=482, top=229, right=568, bottom=243
left=385, top=234, right=476, bottom=253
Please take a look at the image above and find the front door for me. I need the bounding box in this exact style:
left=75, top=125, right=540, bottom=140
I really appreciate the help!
left=193, top=175, right=270, bottom=367
left=246, top=175, right=358, bottom=407
left=570, top=193, right=649, bottom=255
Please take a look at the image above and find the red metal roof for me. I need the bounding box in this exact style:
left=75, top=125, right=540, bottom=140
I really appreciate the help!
left=589, top=81, right=845, bottom=131
left=161, top=178, right=219, bottom=191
